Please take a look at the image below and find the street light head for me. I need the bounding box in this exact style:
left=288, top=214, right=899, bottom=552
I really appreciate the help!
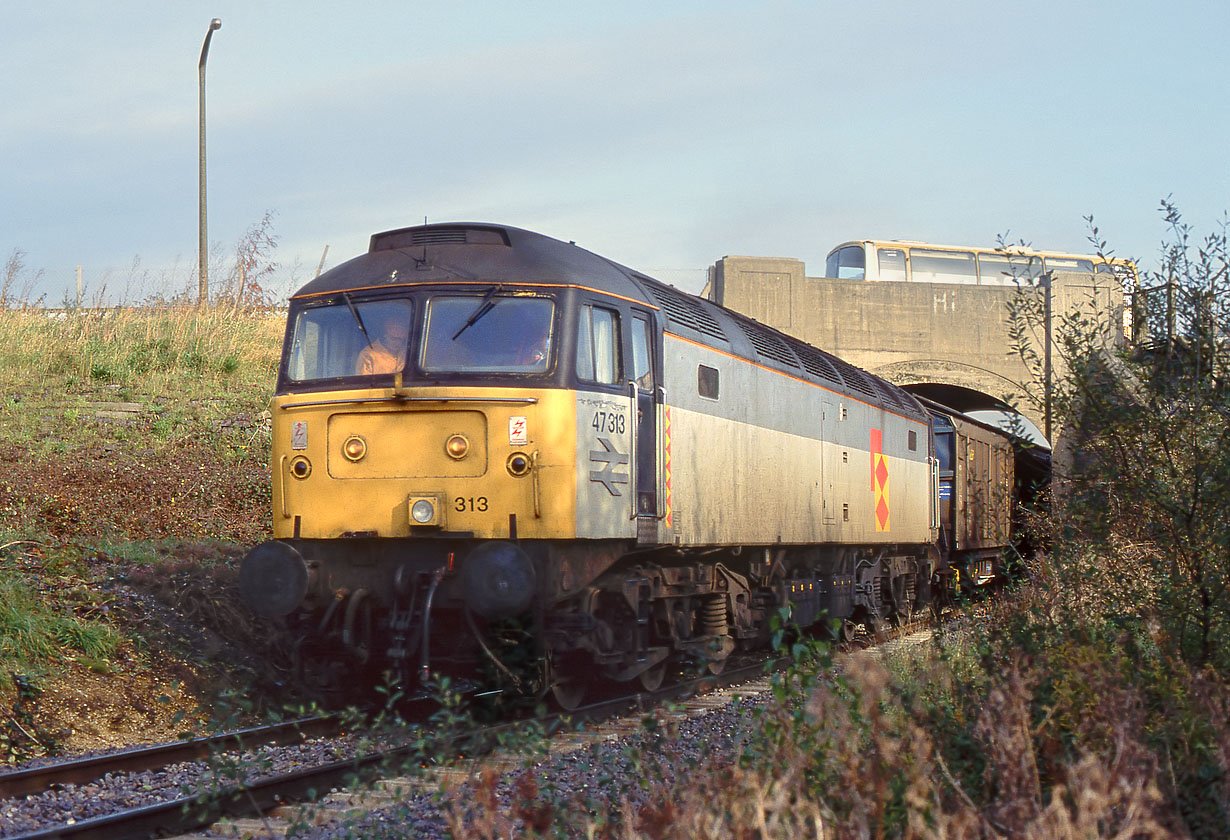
left=210, top=18, right=222, bottom=30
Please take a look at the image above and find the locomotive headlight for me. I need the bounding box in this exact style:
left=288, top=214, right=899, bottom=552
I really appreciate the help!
left=506, top=452, right=532, bottom=477
left=445, top=434, right=470, bottom=460
left=342, top=435, right=367, bottom=462
left=410, top=498, right=437, bottom=525
left=289, top=456, right=312, bottom=479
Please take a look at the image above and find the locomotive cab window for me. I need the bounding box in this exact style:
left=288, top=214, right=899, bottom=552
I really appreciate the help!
left=287, top=297, right=414, bottom=382
left=697, top=364, right=719, bottom=400
left=421, top=294, right=554, bottom=373
left=631, top=314, right=654, bottom=390
left=576, top=305, right=621, bottom=384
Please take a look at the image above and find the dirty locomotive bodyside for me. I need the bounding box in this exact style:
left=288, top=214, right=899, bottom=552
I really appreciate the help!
left=238, top=223, right=995, bottom=706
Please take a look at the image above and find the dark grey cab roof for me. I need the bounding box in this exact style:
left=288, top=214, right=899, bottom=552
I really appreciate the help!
left=291, top=223, right=649, bottom=302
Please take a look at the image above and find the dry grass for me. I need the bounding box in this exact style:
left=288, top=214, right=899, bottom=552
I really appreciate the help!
left=439, top=550, right=1227, bottom=839
left=0, top=305, right=283, bottom=393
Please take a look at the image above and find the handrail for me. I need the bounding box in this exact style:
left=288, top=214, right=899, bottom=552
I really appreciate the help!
left=627, top=381, right=638, bottom=520
left=281, top=395, right=538, bottom=409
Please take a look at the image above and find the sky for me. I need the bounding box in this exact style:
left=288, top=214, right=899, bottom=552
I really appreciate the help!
left=3, top=1, right=1229, bottom=305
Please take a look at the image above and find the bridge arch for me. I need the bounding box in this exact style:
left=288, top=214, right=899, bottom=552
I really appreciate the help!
left=868, top=361, right=1045, bottom=443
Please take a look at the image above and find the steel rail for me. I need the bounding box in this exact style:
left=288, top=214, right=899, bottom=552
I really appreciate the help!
left=2, top=614, right=952, bottom=840
left=1, top=657, right=790, bottom=840
left=0, top=715, right=338, bottom=800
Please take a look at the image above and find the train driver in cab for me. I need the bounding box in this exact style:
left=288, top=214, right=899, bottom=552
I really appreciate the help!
left=517, top=333, right=549, bottom=369
left=356, top=311, right=410, bottom=375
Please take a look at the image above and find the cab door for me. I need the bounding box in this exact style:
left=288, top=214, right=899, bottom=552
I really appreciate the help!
left=629, top=310, right=660, bottom=532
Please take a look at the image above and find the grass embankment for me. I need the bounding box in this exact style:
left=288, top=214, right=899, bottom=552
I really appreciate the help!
left=0, top=306, right=286, bottom=757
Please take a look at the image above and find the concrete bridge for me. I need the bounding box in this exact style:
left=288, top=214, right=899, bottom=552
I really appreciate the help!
left=704, top=255, right=1128, bottom=446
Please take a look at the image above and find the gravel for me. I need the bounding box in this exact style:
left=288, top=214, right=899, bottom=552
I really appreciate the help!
left=0, top=736, right=363, bottom=837
left=0, top=688, right=770, bottom=839
left=285, top=693, right=767, bottom=840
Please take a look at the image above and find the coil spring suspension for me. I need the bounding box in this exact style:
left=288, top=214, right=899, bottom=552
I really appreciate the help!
left=901, top=575, right=916, bottom=611
left=700, top=595, right=728, bottom=637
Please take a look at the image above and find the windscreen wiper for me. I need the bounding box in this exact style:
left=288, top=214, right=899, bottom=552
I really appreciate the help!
left=452, top=284, right=502, bottom=340
left=342, top=292, right=373, bottom=348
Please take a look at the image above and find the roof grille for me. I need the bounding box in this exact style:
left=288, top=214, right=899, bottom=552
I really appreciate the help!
left=736, top=320, right=800, bottom=369
left=827, top=355, right=877, bottom=398
left=411, top=229, right=468, bottom=245
left=641, top=278, right=728, bottom=341
left=790, top=342, right=843, bottom=385
left=871, top=378, right=909, bottom=413
left=369, top=226, right=509, bottom=252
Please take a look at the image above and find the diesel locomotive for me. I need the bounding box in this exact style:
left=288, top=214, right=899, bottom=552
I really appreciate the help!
left=238, top=223, right=1017, bottom=707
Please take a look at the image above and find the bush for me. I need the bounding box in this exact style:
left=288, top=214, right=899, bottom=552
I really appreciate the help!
left=1009, top=202, right=1230, bottom=676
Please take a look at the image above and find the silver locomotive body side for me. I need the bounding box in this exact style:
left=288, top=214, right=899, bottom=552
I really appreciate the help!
left=661, top=332, right=933, bottom=548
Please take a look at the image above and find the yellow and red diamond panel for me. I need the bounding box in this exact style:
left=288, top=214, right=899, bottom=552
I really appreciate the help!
left=870, top=428, right=889, bottom=532
left=664, top=407, right=673, bottom=528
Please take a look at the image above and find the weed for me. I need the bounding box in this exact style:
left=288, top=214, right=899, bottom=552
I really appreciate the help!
left=0, top=554, right=119, bottom=693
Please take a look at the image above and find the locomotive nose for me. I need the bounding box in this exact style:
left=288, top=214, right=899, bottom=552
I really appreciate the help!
left=239, top=541, right=309, bottom=617
left=461, top=541, right=537, bottom=620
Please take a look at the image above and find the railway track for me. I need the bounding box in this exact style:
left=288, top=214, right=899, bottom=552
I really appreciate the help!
left=0, top=657, right=786, bottom=839
left=0, top=717, right=340, bottom=802
left=0, top=617, right=944, bottom=840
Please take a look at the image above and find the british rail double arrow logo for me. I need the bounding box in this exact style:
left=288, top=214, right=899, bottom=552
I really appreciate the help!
left=589, top=437, right=630, bottom=496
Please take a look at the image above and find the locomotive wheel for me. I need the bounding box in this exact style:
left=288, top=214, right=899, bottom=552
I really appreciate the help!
left=292, top=635, right=353, bottom=705
left=638, top=661, right=666, bottom=692
left=547, top=651, right=589, bottom=710
left=551, top=675, right=586, bottom=711
left=839, top=620, right=857, bottom=642
left=706, top=658, right=727, bottom=676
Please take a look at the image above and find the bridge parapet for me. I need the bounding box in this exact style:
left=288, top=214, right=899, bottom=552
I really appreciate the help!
left=705, top=255, right=1126, bottom=441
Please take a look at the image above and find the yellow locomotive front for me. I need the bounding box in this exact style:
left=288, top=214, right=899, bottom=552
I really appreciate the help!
left=271, top=292, right=576, bottom=542
left=240, top=278, right=597, bottom=694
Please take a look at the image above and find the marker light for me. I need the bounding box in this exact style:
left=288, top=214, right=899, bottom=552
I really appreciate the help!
left=506, top=452, right=532, bottom=477
left=290, top=457, right=312, bottom=479
left=411, top=498, right=437, bottom=524
left=342, top=435, right=367, bottom=462
left=445, top=434, right=470, bottom=460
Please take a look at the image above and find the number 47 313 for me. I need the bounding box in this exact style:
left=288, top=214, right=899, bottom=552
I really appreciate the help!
left=592, top=411, right=626, bottom=435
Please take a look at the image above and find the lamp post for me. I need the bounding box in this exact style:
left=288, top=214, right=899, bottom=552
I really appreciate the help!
left=198, top=17, right=222, bottom=305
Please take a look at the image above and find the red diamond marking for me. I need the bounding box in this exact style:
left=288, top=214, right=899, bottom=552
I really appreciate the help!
left=875, top=456, right=889, bottom=488
left=877, top=496, right=889, bottom=527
